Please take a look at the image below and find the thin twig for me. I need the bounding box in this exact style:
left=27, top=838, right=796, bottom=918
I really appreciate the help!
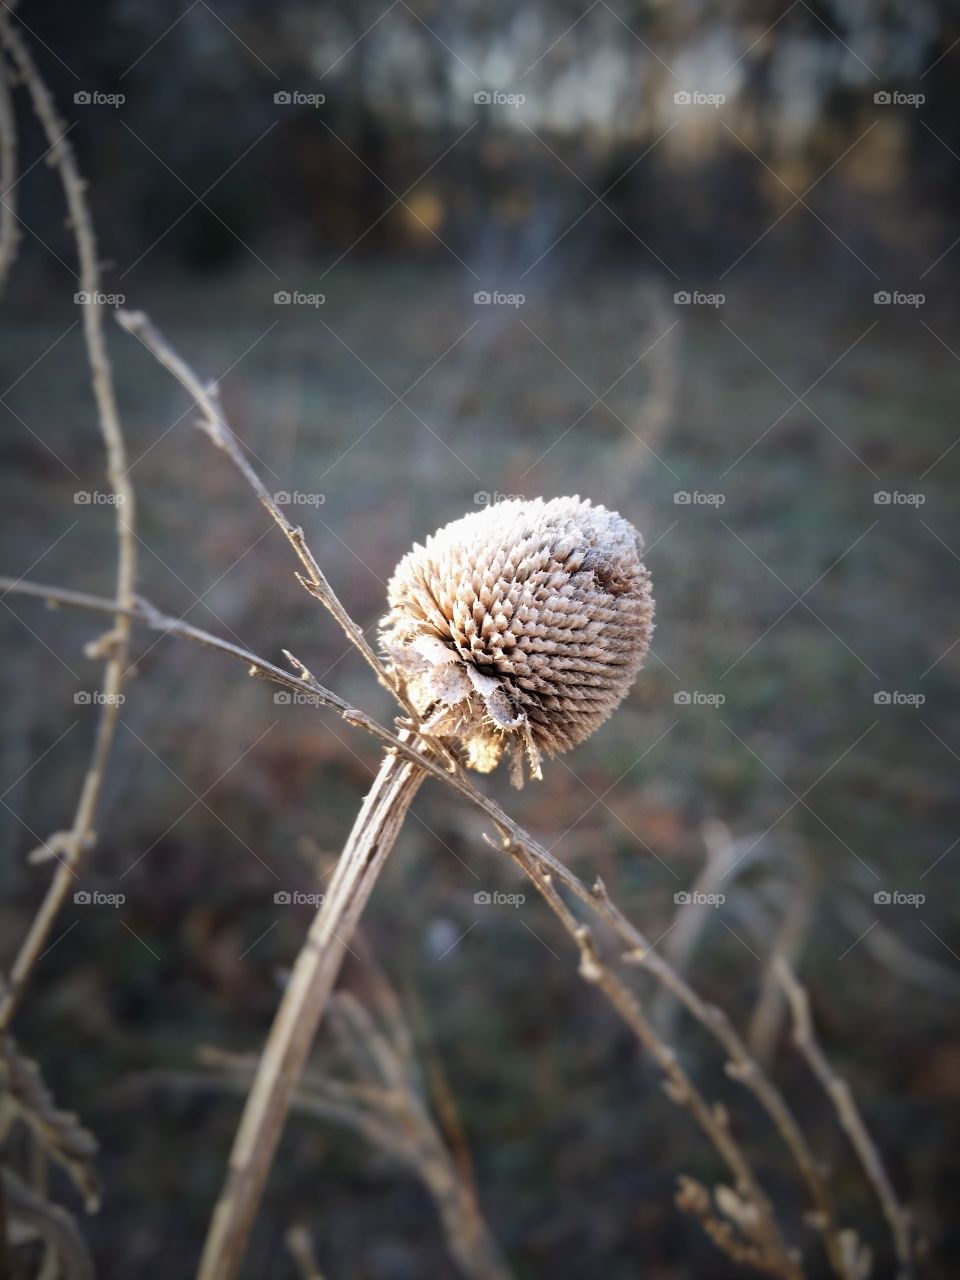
left=776, top=959, right=914, bottom=1279
left=748, top=883, right=814, bottom=1066
left=0, top=575, right=580, bottom=888
left=114, top=309, right=400, bottom=706
left=590, top=877, right=852, bottom=1279
left=284, top=1225, right=325, bottom=1280
left=492, top=834, right=803, bottom=1279
left=0, top=49, right=19, bottom=291
left=0, top=22, right=136, bottom=1032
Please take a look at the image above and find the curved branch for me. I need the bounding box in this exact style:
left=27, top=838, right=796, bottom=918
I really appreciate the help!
left=0, top=22, right=136, bottom=1031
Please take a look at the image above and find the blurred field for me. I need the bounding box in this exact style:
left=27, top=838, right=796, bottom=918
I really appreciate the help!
left=2, top=253, right=959, bottom=1276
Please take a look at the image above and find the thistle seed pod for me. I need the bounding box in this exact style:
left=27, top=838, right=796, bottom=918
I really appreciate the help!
left=380, top=496, right=654, bottom=786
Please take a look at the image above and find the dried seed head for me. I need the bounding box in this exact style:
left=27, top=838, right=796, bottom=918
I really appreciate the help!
left=380, top=496, right=654, bottom=785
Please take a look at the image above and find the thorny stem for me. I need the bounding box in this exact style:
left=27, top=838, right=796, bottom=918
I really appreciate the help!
left=0, top=22, right=136, bottom=1033
left=197, top=743, right=427, bottom=1280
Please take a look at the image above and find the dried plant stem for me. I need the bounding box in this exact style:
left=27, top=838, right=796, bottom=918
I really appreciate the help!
left=0, top=572, right=867, bottom=1278
left=196, top=961, right=510, bottom=1280
left=197, top=744, right=427, bottom=1280
left=776, top=960, right=913, bottom=1279
left=748, top=885, right=814, bottom=1066
left=0, top=49, right=19, bottom=291
left=114, top=309, right=402, bottom=708
left=0, top=23, right=136, bottom=1032
left=590, top=879, right=852, bottom=1280
left=285, top=1226, right=325, bottom=1280
left=493, top=836, right=803, bottom=1279
left=0, top=576, right=576, bottom=887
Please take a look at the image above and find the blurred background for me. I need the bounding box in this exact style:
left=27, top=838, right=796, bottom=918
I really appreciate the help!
left=2, top=1, right=959, bottom=1276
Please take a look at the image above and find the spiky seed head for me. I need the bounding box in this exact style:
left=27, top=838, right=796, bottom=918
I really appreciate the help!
left=380, top=496, right=654, bottom=786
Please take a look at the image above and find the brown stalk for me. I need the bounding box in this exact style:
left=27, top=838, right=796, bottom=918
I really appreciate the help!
left=492, top=834, right=803, bottom=1279
left=776, top=959, right=913, bottom=1279
left=0, top=22, right=136, bottom=1033
left=197, top=743, right=427, bottom=1279
left=194, top=963, right=510, bottom=1280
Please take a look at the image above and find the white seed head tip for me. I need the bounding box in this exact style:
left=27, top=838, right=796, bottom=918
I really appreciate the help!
left=380, top=496, right=654, bottom=784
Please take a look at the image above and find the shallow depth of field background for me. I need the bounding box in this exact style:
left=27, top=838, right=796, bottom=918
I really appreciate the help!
left=2, top=2, right=959, bottom=1277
